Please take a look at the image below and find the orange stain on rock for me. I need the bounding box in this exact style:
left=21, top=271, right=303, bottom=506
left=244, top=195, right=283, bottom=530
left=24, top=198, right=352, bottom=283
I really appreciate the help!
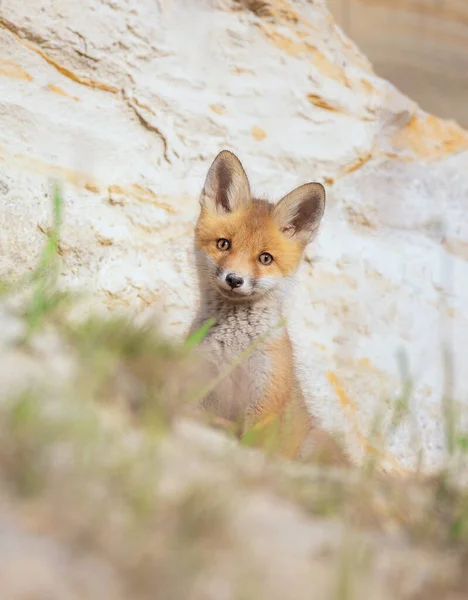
left=1, top=23, right=118, bottom=93
left=342, top=151, right=374, bottom=175
left=327, top=371, right=358, bottom=411
left=259, top=23, right=349, bottom=86
left=0, top=150, right=175, bottom=215
left=443, top=238, right=468, bottom=262
left=357, top=357, right=375, bottom=370
left=209, top=104, right=226, bottom=115
left=108, top=183, right=176, bottom=213
left=1, top=150, right=88, bottom=186
left=84, top=181, right=100, bottom=193
left=48, top=83, right=79, bottom=101
left=247, top=0, right=309, bottom=26
left=0, top=59, right=32, bottom=80
left=392, top=114, right=468, bottom=160
left=254, top=0, right=367, bottom=86
left=231, top=65, right=255, bottom=75
left=259, top=23, right=313, bottom=56
left=251, top=125, right=267, bottom=141
left=359, top=77, right=376, bottom=95
left=307, top=93, right=342, bottom=112
left=312, top=50, right=349, bottom=86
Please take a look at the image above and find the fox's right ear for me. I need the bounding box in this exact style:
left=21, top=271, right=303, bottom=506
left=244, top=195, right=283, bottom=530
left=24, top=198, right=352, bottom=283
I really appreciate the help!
left=200, top=150, right=251, bottom=213
left=273, top=182, right=326, bottom=244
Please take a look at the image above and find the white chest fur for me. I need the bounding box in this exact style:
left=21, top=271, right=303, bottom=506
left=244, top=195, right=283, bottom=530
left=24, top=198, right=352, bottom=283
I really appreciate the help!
left=195, top=300, right=281, bottom=422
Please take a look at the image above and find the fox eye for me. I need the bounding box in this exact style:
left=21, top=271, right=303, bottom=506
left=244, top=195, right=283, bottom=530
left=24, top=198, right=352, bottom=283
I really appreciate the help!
left=259, top=252, right=273, bottom=265
left=216, top=238, right=230, bottom=251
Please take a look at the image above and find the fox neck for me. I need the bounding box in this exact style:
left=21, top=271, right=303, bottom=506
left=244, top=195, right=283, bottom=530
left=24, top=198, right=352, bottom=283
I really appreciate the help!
left=196, top=278, right=292, bottom=339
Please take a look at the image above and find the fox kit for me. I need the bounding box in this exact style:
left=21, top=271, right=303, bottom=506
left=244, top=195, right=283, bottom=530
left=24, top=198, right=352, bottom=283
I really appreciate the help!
left=189, top=150, right=347, bottom=464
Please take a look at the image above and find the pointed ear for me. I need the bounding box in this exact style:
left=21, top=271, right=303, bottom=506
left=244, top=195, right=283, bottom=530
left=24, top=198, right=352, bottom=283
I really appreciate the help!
left=273, top=182, right=326, bottom=243
left=200, top=150, right=251, bottom=213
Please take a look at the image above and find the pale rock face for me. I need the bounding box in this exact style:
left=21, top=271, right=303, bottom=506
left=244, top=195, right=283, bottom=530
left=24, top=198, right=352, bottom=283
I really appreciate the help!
left=1, top=0, right=468, bottom=473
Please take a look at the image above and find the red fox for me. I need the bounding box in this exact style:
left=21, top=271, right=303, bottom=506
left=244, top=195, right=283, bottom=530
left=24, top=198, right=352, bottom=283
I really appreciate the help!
left=189, top=150, right=348, bottom=465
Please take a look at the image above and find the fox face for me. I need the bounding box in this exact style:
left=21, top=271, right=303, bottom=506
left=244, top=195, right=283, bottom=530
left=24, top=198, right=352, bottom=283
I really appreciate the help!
left=195, top=151, right=326, bottom=303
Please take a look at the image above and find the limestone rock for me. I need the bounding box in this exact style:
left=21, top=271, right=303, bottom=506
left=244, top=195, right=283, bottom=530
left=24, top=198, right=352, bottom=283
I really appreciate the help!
left=1, top=0, right=468, bottom=475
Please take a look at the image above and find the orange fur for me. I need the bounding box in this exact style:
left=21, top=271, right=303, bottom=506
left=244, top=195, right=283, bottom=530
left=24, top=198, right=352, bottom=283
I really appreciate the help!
left=244, top=334, right=348, bottom=464
left=196, top=201, right=305, bottom=279
left=245, top=333, right=310, bottom=458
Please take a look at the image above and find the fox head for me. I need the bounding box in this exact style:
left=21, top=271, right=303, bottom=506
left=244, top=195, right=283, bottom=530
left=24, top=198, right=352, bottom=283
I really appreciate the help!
left=194, top=150, right=325, bottom=303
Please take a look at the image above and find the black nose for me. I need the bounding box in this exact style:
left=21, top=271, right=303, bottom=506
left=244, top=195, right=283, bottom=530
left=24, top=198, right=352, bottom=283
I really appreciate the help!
left=225, top=273, right=244, bottom=289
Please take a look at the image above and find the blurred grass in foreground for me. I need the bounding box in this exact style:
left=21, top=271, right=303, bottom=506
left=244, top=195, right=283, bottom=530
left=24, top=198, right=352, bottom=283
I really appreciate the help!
left=1, top=184, right=468, bottom=599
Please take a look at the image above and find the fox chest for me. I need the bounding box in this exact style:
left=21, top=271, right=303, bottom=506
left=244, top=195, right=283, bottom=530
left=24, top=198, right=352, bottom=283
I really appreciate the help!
left=199, top=328, right=273, bottom=422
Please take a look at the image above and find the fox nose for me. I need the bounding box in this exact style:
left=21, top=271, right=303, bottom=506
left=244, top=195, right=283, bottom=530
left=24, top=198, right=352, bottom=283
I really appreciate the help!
left=225, top=273, right=244, bottom=289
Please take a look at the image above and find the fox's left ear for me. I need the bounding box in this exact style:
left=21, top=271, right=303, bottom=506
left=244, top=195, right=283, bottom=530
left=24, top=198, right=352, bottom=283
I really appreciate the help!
left=200, top=150, right=251, bottom=213
left=273, top=182, right=326, bottom=244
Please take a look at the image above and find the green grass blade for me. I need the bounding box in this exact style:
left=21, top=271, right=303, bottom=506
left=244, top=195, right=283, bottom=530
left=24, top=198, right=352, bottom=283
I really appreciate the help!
left=184, top=318, right=216, bottom=349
